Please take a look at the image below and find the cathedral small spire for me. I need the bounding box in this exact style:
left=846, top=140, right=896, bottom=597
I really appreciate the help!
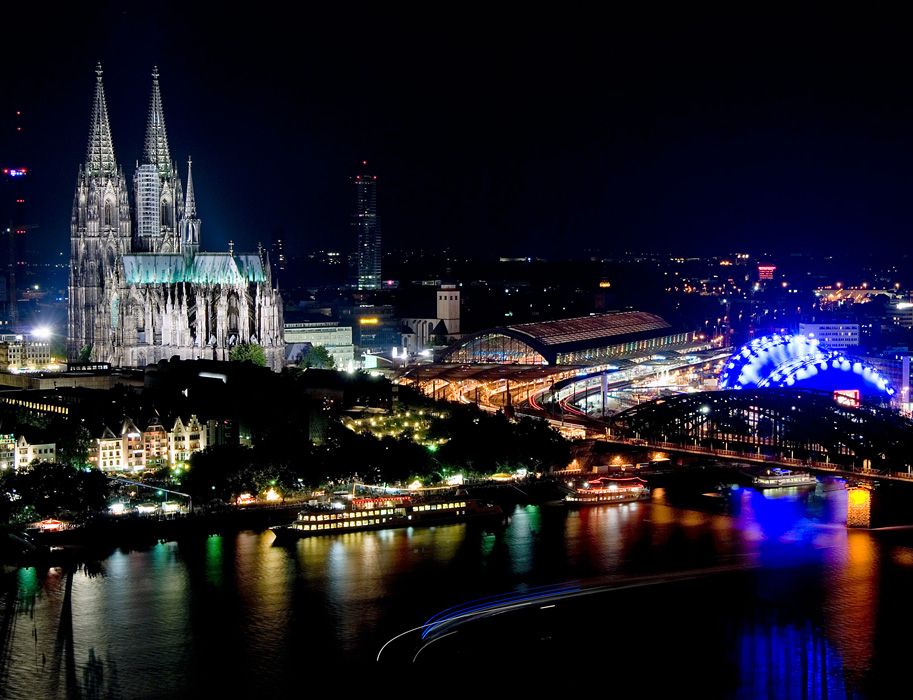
left=143, top=66, right=172, bottom=176
left=85, top=62, right=117, bottom=177
left=184, top=156, right=197, bottom=217
left=179, top=156, right=201, bottom=256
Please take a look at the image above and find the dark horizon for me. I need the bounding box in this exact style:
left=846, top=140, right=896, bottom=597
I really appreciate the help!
left=5, top=5, right=913, bottom=263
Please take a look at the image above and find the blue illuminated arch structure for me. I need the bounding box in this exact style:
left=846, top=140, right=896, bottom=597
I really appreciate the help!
left=719, top=334, right=894, bottom=401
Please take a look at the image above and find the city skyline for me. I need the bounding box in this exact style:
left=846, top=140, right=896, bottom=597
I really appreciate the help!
left=6, top=7, right=913, bottom=692
left=5, top=6, right=913, bottom=263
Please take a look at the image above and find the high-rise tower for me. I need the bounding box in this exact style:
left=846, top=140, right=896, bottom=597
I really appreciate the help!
left=1, top=107, right=30, bottom=326
left=352, top=161, right=380, bottom=291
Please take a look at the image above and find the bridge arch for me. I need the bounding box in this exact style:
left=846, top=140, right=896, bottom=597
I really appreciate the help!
left=610, top=389, right=913, bottom=472
left=719, top=334, right=894, bottom=401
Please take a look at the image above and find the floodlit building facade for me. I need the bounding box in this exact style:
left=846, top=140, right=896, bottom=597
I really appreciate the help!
left=93, top=414, right=209, bottom=472
left=0, top=334, right=52, bottom=369
left=67, top=65, right=284, bottom=371
left=15, top=435, right=56, bottom=469
left=284, top=322, right=355, bottom=369
left=798, top=322, right=860, bottom=349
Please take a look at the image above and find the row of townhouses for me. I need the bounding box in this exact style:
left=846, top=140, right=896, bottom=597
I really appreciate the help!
left=0, top=433, right=57, bottom=471
left=1, top=415, right=220, bottom=473
left=93, top=416, right=208, bottom=472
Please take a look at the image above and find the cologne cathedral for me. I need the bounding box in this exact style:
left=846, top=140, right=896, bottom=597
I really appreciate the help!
left=67, top=65, right=285, bottom=370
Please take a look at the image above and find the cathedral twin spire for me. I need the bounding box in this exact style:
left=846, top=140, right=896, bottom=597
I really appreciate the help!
left=85, top=64, right=176, bottom=179
left=143, top=66, right=173, bottom=177
left=83, top=64, right=200, bottom=250
left=85, top=63, right=117, bottom=177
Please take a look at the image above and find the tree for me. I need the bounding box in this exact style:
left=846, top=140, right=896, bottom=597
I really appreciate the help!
left=50, top=336, right=68, bottom=361
left=3, top=462, right=109, bottom=521
left=229, top=343, right=267, bottom=367
left=78, top=344, right=93, bottom=362
left=56, top=423, right=94, bottom=468
left=299, top=345, right=335, bottom=369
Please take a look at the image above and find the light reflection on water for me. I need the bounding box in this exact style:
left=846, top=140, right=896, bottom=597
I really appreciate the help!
left=1, top=484, right=909, bottom=696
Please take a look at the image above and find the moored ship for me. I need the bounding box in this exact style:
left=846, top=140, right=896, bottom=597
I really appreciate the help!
left=565, top=476, right=650, bottom=506
left=751, top=468, right=818, bottom=489
left=271, top=494, right=503, bottom=541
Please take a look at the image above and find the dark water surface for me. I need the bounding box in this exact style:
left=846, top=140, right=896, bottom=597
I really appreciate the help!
left=3, top=483, right=913, bottom=697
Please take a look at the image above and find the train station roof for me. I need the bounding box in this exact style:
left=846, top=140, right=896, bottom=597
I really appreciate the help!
left=439, top=311, right=678, bottom=366
left=506, top=311, right=670, bottom=347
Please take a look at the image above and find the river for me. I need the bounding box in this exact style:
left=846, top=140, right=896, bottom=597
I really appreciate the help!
left=2, top=482, right=912, bottom=697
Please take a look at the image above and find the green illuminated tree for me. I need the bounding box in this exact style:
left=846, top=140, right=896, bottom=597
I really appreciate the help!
left=299, top=345, right=335, bottom=369
left=56, top=424, right=94, bottom=468
left=229, top=343, right=267, bottom=367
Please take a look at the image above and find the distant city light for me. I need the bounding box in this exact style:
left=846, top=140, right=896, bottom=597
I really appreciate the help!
left=758, top=264, right=776, bottom=280
left=32, top=326, right=51, bottom=339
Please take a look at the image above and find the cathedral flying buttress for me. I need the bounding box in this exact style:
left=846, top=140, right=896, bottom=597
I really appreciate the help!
left=68, top=64, right=285, bottom=370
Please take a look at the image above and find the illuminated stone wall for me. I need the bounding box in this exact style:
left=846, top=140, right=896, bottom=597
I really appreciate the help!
left=846, top=486, right=872, bottom=528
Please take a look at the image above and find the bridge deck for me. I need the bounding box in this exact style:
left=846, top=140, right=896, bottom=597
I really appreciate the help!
left=599, top=437, right=913, bottom=485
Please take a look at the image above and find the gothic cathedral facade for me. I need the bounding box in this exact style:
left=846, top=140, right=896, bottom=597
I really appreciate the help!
left=67, top=65, right=285, bottom=370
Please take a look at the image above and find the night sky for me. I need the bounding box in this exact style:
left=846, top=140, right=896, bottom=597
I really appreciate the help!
left=4, top=4, right=913, bottom=261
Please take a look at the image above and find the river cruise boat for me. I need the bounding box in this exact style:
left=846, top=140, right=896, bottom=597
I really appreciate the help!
left=565, top=476, right=650, bottom=506
left=752, top=468, right=818, bottom=490
left=272, top=494, right=502, bottom=541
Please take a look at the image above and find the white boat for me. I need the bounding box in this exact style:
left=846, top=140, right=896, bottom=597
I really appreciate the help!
left=752, top=468, right=817, bottom=489
left=565, top=476, right=650, bottom=506
left=272, top=494, right=503, bottom=540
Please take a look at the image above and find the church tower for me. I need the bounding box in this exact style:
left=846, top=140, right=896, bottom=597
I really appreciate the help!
left=179, top=157, right=201, bottom=256
left=68, top=64, right=286, bottom=371
left=134, top=67, right=183, bottom=253
left=68, top=63, right=132, bottom=361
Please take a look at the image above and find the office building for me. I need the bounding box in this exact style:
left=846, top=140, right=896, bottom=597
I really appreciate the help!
left=352, top=161, right=380, bottom=290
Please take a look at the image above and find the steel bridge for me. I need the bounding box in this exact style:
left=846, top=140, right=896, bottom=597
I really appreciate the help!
left=607, top=389, right=913, bottom=474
